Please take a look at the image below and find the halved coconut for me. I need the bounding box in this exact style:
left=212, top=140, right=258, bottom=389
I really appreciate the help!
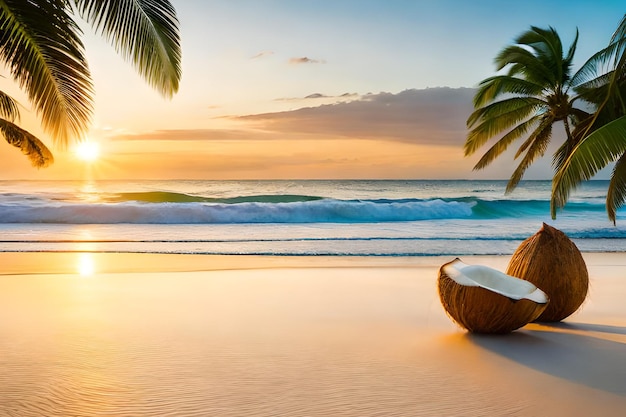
left=438, top=258, right=549, bottom=334
left=506, top=223, right=588, bottom=322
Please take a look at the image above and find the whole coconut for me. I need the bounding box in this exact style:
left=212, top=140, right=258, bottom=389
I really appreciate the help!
left=506, top=223, right=588, bottom=322
left=438, top=258, right=549, bottom=334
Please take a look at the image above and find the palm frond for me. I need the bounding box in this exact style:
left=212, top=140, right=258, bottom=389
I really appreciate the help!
left=551, top=115, right=626, bottom=218
left=472, top=76, right=544, bottom=107
left=575, top=71, right=613, bottom=94
left=0, top=0, right=93, bottom=145
left=610, top=14, right=626, bottom=71
left=552, top=110, right=593, bottom=172
left=516, top=26, right=564, bottom=81
left=517, top=26, right=561, bottom=55
left=0, top=117, right=53, bottom=167
left=495, top=46, right=551, bottom=83
left=571, top=36, right=626, bottom=86
left=467, top=96, right=543, bottom=127
left=609, top=14, right=626, bottom=45
left=514, top=115, right=553, bottom=158
left=472, top=116, right=540, bottom=170
left=607, top=152, right=626, bottom=223
left=564, top=28, right=579, bottom=65
left=465, top=99, right=544, bottom=156
left=506, top=122, right=552, bottom=193
left=0, top=89, right=20, bottom=121
left=75, top=0, right=182, bottom=97
left=560, top=29, right=578, bottom=86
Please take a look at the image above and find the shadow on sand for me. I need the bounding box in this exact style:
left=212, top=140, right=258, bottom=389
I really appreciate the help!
left=540, top=321, right=626, bottom=336
left=466, top=323, right=626, bottom=397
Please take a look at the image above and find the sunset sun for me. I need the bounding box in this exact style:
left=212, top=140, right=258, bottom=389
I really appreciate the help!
left=74, top=141, right=101, bottom=162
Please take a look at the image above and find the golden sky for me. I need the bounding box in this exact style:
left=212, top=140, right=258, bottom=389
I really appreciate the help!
left=1, top=1, right=623, bottom=180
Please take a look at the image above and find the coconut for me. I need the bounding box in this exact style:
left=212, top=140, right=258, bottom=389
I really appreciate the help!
left=506, top=223, right=588, bottom=322
left=438, top=258, right=549, bottom=334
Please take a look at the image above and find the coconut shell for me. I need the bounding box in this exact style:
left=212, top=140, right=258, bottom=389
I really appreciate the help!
left=438, top=258, right=548, bottom=334
left=506, top=223, right=588, bottom=322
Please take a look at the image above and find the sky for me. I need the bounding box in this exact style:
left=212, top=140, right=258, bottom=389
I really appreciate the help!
left=1, top=0, right=625, bottom=180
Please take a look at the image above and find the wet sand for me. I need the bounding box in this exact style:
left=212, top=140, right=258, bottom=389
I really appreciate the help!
left=0, top=252, right=624, bottom=416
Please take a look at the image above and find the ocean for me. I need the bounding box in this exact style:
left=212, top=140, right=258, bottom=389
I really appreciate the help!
left=0, top=179, right=624, bottom=256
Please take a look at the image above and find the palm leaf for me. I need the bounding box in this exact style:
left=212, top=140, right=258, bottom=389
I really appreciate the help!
left=0, top=0, right=93, bottom=145
left=506, top=122, right=552, bottom=193
left=551, top=115, right=626, bottom=219
left=552, top=109, right=593, bottom=172
left=495, top=46, right=551, bottom=82
left=564, top=28, right=579, bottom=66
left=516, top=26, right=561, bottom=54
left=467, top=96, right=543, bottom=127
left=472, top=116, right=540, bottom=170
left=465, top=100, right=544, bottom=156
left=75, top=0, right=182, bottom=97
left=0, top=89, right=20, bottom=121
left=571, top=34, right=626, bottom=86
left=610, top=14, right=626, bottom=72
left=514, top=115, right=553, bottom=158
left=610, top=15, right=626, bottom=45
left=607, top=152, right=626, bottom=223
left=575, top=71, right=614, bottom=95
left=472, top=76, right=544, bottom=107
left=0, top=117, right=53, bottom=167
left=516, top=26, right=565, bottom=81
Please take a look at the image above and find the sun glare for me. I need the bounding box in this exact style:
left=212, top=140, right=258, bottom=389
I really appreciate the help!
left=75, top=141, right=101, bottom=162
left=77, top=253, right=96, bottom=277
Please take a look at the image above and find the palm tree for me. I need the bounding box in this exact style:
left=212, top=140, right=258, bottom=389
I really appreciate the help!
left=464, top=26, right=584, bottom=193
left=551, top=15, right=626, bottom=223
left=0, top=0, right=182, bottom=167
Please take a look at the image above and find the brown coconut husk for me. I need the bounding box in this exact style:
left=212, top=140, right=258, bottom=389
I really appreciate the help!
left=438, top=258, right=548, bottom=334
left=506, top=223, right=588, bottom=322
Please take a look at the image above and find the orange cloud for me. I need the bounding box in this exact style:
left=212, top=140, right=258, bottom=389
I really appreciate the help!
left=237, top=87, right=475, bottom=146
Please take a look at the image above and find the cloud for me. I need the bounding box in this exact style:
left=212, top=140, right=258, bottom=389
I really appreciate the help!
left=236, top=87, right=476, bottom=146
left=251, top=50, right=274, bottom=59
left=97, top=87, right=573, bottom=181
left=110, top=129, right=274, bottom=142
left=289, top=56, right=325, bottom=64
left=275, top=92, right=359, bottom=102
left=109, top=88, right=475, bottom=148
left=304, top=93, right=327, bottom=99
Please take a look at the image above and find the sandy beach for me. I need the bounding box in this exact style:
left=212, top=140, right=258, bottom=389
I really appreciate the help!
left=0, top=252, right=624, bottom=416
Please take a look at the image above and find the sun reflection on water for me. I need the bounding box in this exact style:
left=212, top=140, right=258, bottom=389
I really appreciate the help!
left=78, top=181, right=102, bottom=203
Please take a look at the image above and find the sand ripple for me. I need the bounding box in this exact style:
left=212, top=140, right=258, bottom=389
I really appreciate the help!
left=0, top=329, right=536, bottom=417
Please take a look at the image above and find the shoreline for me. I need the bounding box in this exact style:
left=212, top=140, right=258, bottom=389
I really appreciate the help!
left=1, top=250, right=625, bottom=274
left=0, top=252, right=454, bottom=275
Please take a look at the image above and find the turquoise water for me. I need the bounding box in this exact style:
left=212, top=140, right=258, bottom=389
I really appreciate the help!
left=0, top=179, right=624, bottom=255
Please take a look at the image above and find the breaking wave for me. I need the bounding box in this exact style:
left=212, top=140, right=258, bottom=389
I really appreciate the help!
left=0, top=192, right=614, bottom=224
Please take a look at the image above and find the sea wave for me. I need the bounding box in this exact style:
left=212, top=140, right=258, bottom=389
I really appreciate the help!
left=469, top=198, right=607, bottom=218
left=0, top=195, right=614, bottom=224
left=101, top=191, right=324, bottom=204
left=0, top=198, right=472, bottom=224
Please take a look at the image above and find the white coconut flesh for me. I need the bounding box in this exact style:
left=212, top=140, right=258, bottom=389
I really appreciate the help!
left=442, top=260, right=548, bottom=304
